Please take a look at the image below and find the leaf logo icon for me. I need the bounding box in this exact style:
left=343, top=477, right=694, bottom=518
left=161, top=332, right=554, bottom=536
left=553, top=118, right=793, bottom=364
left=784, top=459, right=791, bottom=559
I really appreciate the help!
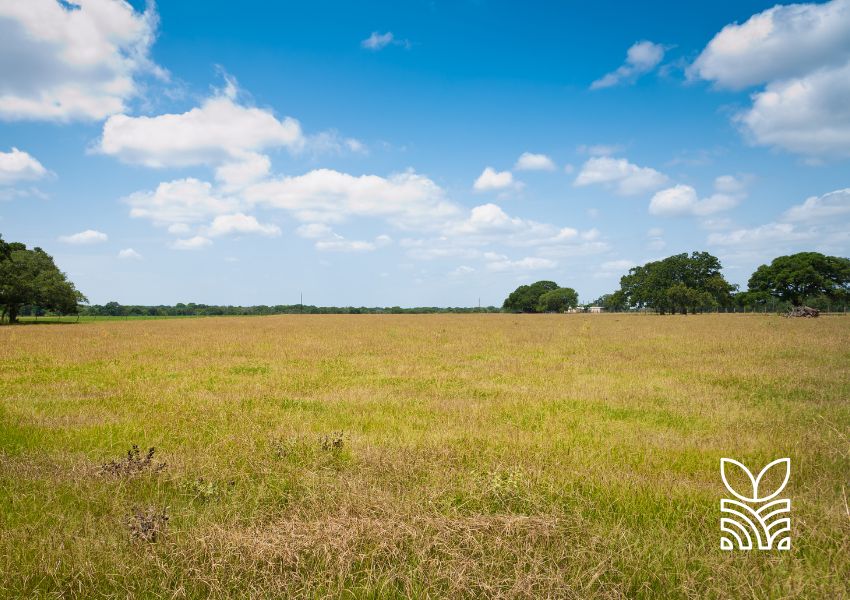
left=720, top=458, right=790, bottom=503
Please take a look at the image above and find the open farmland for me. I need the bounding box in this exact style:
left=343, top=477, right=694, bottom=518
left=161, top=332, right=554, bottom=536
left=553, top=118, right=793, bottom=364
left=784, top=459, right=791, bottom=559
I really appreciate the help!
left=1, top=314, right=849, bottom=598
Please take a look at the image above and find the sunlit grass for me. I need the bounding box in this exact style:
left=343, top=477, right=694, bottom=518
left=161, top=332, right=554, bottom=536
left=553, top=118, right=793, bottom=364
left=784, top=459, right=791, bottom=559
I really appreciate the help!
left=1, top=314, right=848, bottom=598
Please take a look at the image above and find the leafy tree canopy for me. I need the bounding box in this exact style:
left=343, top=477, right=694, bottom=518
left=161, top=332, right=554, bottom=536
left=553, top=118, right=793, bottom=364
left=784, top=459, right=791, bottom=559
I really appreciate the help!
left=503, top=281, right=576, bottom=313
left=537, top=287, right=579, bottom=312
left=616, top=252, right=736, bottom=314
left=0, top=238, right=87, bottom=323
left=747, top=252, right=850, bottom=306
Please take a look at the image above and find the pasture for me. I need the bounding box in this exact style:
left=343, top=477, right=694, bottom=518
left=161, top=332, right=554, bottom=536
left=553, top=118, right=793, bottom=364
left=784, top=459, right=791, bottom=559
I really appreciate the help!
left=1, top=314, right=848, bottom=598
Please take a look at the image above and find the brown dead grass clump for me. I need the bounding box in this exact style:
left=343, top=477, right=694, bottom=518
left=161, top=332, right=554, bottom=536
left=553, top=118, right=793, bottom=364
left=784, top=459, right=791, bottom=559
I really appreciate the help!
left=100, top=445, right=166, bottom=477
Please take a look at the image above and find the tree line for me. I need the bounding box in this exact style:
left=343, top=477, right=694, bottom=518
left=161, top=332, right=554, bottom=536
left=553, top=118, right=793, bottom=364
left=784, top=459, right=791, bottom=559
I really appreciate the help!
left=503, top=251, right=850, bottom=314
left=2, top=232, right=848, bottom=322
left=77, top=303, right=500, bottom=318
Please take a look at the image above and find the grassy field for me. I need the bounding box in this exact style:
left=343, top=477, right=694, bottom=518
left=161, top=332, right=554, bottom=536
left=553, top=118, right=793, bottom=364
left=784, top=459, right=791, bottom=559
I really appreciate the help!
left=1, top=314, right=848, bottom=598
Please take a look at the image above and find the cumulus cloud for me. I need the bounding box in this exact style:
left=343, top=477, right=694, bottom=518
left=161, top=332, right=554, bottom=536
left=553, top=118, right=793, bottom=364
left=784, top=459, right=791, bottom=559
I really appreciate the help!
left=403, top=202, right=606, bottom=265
left=591, top=41, right=666, bottom=89
left=473, top=167, right=517, bottom=192
left=485, top=256, right=557, bottom=272
left=207, top=213, right=280, bottom=237
left=171, top=236, right=212, bottom=251
left=245, top=168, right=459, bottom=228
left=117, top=248, right=142, bottom=260
left=124, top=161, right=602, bottom=265
left=99, top=82, right=304, bottom=169
left=707, top=223, right=811, bottom=247
left=649, top=176, right=745, bottom=217
left=125, top=178, right=240, bottom=227
left=0, top=148, right=47, bottom=184
left=737, top=61, right=850, bottom=157
left=782, top=188, right=850, bottom=222
left=707, top=188, right=850, bottom=258
left=0, top=0, right=163, bottom=121
left=214, top=152, right=271, bottom=189
left=514, top=152, right=556, bottom=171
left=691, top=0, right=850, bottom=157
left=689, top=1, right=850, bottom=89
left=574, top=156, right=668, bottom=195
left=296, top=223, right=390, bottom=252
left=59, top=229, right=108, bottom=244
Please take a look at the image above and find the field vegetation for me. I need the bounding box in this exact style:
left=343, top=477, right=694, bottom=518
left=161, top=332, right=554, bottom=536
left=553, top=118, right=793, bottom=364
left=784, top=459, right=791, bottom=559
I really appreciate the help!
left=1, top=314, right=848, bottom=598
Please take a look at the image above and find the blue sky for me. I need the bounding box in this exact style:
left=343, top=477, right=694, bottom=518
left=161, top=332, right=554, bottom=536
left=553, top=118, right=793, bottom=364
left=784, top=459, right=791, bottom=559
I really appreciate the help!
left=1, top=0, right=849, bottom=306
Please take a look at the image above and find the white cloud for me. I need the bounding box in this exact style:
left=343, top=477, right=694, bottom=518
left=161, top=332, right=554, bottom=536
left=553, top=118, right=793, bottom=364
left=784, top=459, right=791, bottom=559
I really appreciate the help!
left=0, top=0, right=163, bottom=121
left=689, top=0, right=850, bottom=90
left=577, top=143, right=625, bottom=156
left=782, top=188, right=850, bottom=222
left=449, top=265, right=475, bottom=276
left=473, top=167, right=516, bottom=192
left=207, top=213, right=280, bottom=237
left=315, top=237, right=382, bottom=253
left=99, top=84, right=304, bottom=168
left=713, top=174, right=746, bottom=195
left=214, top=152, right=271, bottom=189
left=296, top=223, right=390, bottom=252
left=125, top=164, right=604, bottom=265
left=117, top=247, right=142, bottom=260
left=125, top=178, right=240, bottom=226
left=306, top=130, right=367, bottom=157
left=0, top=148, right=47, bottom=184
left=360, top=31, right=410, bottom=51
left=691, top=0, right=850, bottom=157
left=245, top=168, right=459, bottom=229
left=59, top=229, right=108, bottom=244
left=591, top=41, right=666, bottom=89
left=514, top=152, right=555, bottom=171
left=296, top=223, right=334, bottom=239
left=737, top=61, right=850, bottom=157
left=649, top=181, right=742, bottom=217
left=404, top=202, right=606, bottom=264
left=171, top=236, right=212, bottom=251
left=361, top=31, right=394, bottom=50
left=574, top=156, right=668, bottom=195
left=707, top=188, right=850, bottom=258
left=486, top=256, right=557, bottom=272
left=707, top=223, right=811, bottom=247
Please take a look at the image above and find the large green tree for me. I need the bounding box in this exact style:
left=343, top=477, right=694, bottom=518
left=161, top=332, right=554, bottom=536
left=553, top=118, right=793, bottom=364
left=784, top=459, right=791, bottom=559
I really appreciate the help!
left=0, top=239, right=86, bottom=323
left=617, top=252, right=736, bottom=314
left=537, top=287, right=579, bottom=312
left=747, top=252, right=850, bottom=306
left=502, top=281, right=560, bottom=312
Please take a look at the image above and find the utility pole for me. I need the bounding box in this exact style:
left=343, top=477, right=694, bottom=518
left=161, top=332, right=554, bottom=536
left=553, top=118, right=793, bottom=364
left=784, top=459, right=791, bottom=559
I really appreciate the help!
left=300, top=292, right=303, bottom=314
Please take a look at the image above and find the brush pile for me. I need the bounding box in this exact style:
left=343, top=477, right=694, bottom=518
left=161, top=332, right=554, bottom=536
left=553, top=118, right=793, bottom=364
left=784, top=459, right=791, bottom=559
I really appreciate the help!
left=785, top=306, right=819, bottom=318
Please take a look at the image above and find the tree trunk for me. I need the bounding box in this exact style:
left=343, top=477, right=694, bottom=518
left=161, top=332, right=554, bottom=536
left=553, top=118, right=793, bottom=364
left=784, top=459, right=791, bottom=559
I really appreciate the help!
left=8, top=305, right=18, bottom=324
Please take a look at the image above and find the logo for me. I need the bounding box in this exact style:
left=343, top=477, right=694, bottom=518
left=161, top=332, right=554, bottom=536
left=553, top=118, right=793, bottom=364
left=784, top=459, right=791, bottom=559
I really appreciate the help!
left=720, top=458, right=791, bottom=550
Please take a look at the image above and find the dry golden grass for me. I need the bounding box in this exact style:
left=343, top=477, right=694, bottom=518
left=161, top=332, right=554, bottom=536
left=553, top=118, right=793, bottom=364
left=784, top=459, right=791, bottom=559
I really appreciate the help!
left=0, top=314, right=848, bottom=598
